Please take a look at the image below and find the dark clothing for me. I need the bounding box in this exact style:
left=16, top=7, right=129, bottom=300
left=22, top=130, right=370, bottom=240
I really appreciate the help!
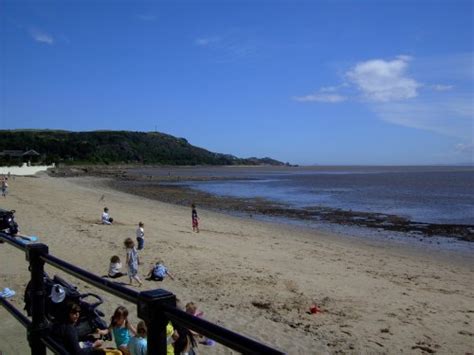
left=173, top=323, right=196, bottom=355
left=51, top=323, right=97, bottom=355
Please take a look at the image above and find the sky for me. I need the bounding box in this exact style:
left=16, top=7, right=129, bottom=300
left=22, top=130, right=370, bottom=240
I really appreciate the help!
left=1, top=0, right=473, bottom=165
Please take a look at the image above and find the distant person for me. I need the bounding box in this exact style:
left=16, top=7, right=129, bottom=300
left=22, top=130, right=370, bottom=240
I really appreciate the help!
left=97, top=306, right=136, bottom=354
left=51, top=301, right=103, bottom=354
left=103, top=255, right=127, bottom=279
left=124, top=238, right=142, bottom=287
left=128, top=320, right=147, bottom=355
left=191, top=203, right=199, bottom=233
left=1, top=178, right=8, bottom=198
left=136, top=222, right=145, bottom=251
left=146, top=260, right=175, bottom=281
left=102, top=207, right=113, bottom=225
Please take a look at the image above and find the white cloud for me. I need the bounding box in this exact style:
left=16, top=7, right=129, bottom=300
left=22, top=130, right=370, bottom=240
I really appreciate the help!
left=29, top=28, right=54, bottom=45
left=194, top=37, right=220, bottom=47
left=372, top=95, right=473, bottom=139
left=347, top=56, right=420, bottom=102
left=293, top=93, right=347, bottom=103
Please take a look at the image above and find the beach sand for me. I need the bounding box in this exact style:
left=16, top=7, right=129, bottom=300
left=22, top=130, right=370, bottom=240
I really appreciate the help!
left=1, top=175, right=473, bottom=354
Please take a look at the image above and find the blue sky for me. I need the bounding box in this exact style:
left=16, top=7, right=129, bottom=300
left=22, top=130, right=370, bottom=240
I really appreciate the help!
left=1, top=0, right=473, bottom=165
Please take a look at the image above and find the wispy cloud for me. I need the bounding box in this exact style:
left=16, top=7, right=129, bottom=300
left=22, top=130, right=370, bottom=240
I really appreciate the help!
left=194, top=30, right=259, bottom=62
left=294, top=54, right=473, bottom=140
left=194, top=36, right=221, bottom=47
left=430, top=84, right=454, bottom=91
left=29, top=28, right=54, bottom=45
left=372, top=95, right=473, bottom=139
left=455, top=142, right=474, bottom=154
left=346, top=55, right=420, bottom=102
left=135, top=14, right=157, bottom=22
left=293, top=92, right=346, bottom=103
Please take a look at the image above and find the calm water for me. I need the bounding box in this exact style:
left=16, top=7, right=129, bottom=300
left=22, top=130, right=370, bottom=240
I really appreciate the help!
left=133, top=166, right=474, bottom=225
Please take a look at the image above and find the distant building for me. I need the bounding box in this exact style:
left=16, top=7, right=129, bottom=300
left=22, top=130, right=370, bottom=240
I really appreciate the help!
left=0, top=149, right=41, bottom=163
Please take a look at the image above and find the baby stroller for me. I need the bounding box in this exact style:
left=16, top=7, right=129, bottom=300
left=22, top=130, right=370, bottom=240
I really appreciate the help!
left=24, top=272, right=111, bottom=341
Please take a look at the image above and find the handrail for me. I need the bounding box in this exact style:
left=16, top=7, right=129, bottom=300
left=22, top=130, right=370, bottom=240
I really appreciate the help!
left=0, top=232, right=285, bottom=354
left=0, top=297, right=67, bottom=354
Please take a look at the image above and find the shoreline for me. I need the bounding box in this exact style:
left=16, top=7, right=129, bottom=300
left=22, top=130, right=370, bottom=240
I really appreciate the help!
left=1, top=174, right=473, bottom=354
left=48, top=166, right=474, bottom=243
left=87, top=168, right=474, bottom=243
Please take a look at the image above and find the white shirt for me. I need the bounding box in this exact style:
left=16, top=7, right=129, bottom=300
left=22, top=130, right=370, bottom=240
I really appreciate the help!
left=102, top=212, right=111, bottom=224
left=136, top=227, right=144, bottom=239
left=108, top=262, right=122, bottom=276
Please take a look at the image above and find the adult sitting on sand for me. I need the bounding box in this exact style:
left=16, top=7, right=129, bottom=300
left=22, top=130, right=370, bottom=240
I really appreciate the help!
left=51, top=301, right=103, bottom=354
left=102, top=207, right=113, bottom=225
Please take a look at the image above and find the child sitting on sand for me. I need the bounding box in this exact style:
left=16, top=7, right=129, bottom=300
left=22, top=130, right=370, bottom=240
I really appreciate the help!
left=104, top=255, right=127, bottom=279
left=102, top=207, right=113, bottom=225
left=146, top=261, right=175, bottom=281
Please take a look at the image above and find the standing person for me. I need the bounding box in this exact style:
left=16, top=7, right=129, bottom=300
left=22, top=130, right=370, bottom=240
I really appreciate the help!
left=1, top=178, right=8, bottom=198
left=124, top=238, right=142, bottom=287
left=102, top=207, right=113, bottom=225
left=136, top=222, right=145, bottom=251
left=128, top=320, right=147, bottom=355
left=97, top=306, right=136, bottom=354
left=191, top=203, right=199, bottom=233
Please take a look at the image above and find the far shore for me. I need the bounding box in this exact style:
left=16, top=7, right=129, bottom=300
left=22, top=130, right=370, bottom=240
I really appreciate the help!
left=0, top=173, right=473, bottom=354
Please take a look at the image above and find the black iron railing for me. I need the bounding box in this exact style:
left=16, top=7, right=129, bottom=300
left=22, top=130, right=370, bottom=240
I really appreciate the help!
left=0, top=232, right=285, bottom=355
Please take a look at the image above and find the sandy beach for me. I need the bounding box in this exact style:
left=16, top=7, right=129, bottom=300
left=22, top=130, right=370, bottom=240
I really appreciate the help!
left=1, top=174, right=473, bottom=354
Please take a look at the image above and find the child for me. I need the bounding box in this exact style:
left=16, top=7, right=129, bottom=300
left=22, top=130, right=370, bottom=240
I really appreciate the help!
left=1, top=178, right=8, bottom=198
left=191, top=203, right=199, bottom=233
left=102, top=207, right=113, bottom=225
left=124, top=238, right=142, bottom=287
left=97, top=306, right=136, bottom=354
left=105, top=255, right=126, bottom=279
left=128, top=320, right=147, bottom=355
left=136, top=222, right=145, bottom=251
left=146, top=260, right=175, bottom=281
left=186, top=302, right=215, bottom=347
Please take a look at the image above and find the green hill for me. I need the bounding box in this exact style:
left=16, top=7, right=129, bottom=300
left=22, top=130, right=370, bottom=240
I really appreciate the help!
left=0, top=130, right=288, bottom=166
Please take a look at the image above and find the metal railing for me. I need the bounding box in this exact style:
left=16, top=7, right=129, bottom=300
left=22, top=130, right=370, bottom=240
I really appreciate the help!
left=0, top=232, right=285, bottom=354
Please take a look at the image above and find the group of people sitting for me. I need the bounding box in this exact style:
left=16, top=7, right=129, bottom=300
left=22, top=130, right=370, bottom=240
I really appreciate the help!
left=53, top=300, right=210, bottom=355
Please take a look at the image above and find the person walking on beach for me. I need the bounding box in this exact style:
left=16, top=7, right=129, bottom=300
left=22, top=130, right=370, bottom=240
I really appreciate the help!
left=124, top=238, right=142, bottom=287
left=191, top=203, right=199, bottom=233
left=136, top=222, right=145, bottom=251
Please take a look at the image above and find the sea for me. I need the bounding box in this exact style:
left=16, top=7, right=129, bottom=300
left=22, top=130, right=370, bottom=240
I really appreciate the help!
left=130, top=165, right=474, bottom=251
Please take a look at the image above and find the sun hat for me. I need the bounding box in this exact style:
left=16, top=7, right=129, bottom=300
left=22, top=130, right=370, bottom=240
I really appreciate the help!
left=50, top=284, right=66, bottom=303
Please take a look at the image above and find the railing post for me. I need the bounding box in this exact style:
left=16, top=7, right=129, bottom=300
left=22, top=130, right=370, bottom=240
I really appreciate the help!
left=25, top=243, right=49, bottom=355
left=138, top=289, right=176, bottom=355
